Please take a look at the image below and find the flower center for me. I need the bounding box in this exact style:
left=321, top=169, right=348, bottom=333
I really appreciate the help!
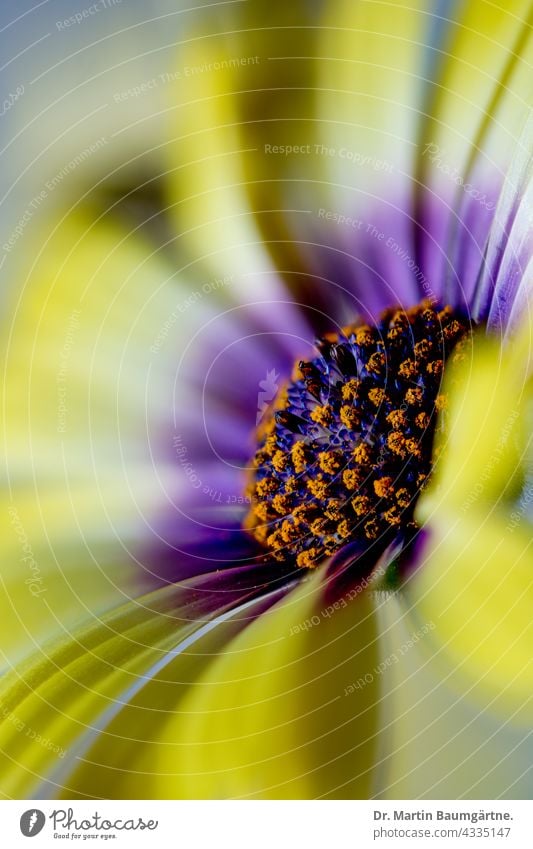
left=244, top=301, right=471, bottom=568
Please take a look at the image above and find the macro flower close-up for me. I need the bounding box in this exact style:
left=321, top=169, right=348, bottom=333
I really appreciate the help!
left=0, top=0, right=532, bottom=805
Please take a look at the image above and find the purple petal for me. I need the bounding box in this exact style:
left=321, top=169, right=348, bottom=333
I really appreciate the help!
left=475, top=115, right=533, bottom=333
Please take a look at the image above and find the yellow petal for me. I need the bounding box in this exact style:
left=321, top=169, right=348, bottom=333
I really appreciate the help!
left=150, top=570, right=381, bottom=799
left=319, top=0, right=431, bottom=196
left=412, top=320, right=533, bottom=718
left=8, top=4, right=193, bottom=204
left=419, top=1, right=533, bottom=196
left=317, top=1, right=533, bottom=311
left=0, top=583, right=185, bottom=798
left=166, top=2, right=329, bottom=296
left=405, top=512, right=533, bottom=721
left=1, top=212, right=187, bottom=662
left=375, top=593, right=533, bottom=798
left=0, top=575, right=275, bottom=799
left=420, top=323, right=531, bottom=516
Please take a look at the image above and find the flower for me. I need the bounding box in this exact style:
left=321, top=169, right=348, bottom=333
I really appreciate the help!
left=0, top=0, right=532, bottom=799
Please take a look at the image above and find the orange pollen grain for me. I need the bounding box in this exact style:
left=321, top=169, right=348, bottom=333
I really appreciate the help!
left=296, top=549, right=320, bottom=568
left=337, top=519, right=352, bottom=538
left=415, top=411, right=430, bottom=430
left=340, top=405, right=360, bottom=430
left=355, top=327, right=375, bottom=346
left=414, top=339, right=432, bottom=359
left=256, top=477, right=279, bottom=496
left=352, top=495, right=372, bottom=516
left=396, top=488, right=411, bottom=508
left=281, top=520, right=300, bottom=543
left=406, top=438, right=422, bottom=458
left=387, top=409, right=407, bottom=429
left=399, top=359, right=418, bottom=379
left=341, top=378, right=360, bottom=401
left=364, top=518, right=380, bottom=540
left=387, top=431, right=406, bottom=457
left=367, top=352, right=386, bottom=374
left=254, top=502, right=270, bottom=521
left=272, top=450, right=288, bottom=473
left=405, top=387, right=423, bottom=405
left=318, top=450, right=341, bottom=474
left=352, top=443, right=371, bottom=465
left=284, top=475, right=298, bottom=493
left=272, top=493, right=292, bottom=515
left=325, top=499, right=343, bottom=520
left=291, top=442, right=308, bottom=473
left=310, top=518, right=327, bottom=536
left=343, top=469, right=360, bottom=490
left=373, top=476, right=394, bottom=499
left=426, top=359, right=443, bottom=377
left=384, top=506, right=401, bottom=526
left=368, top=387, right=385, bottom=406
left=310, top=405, right=333, bottom=427
left=307, top=478, right=329, bottom=499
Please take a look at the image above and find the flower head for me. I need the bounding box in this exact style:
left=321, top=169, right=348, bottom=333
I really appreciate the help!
left=247, top=302, right=471, bottom=567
